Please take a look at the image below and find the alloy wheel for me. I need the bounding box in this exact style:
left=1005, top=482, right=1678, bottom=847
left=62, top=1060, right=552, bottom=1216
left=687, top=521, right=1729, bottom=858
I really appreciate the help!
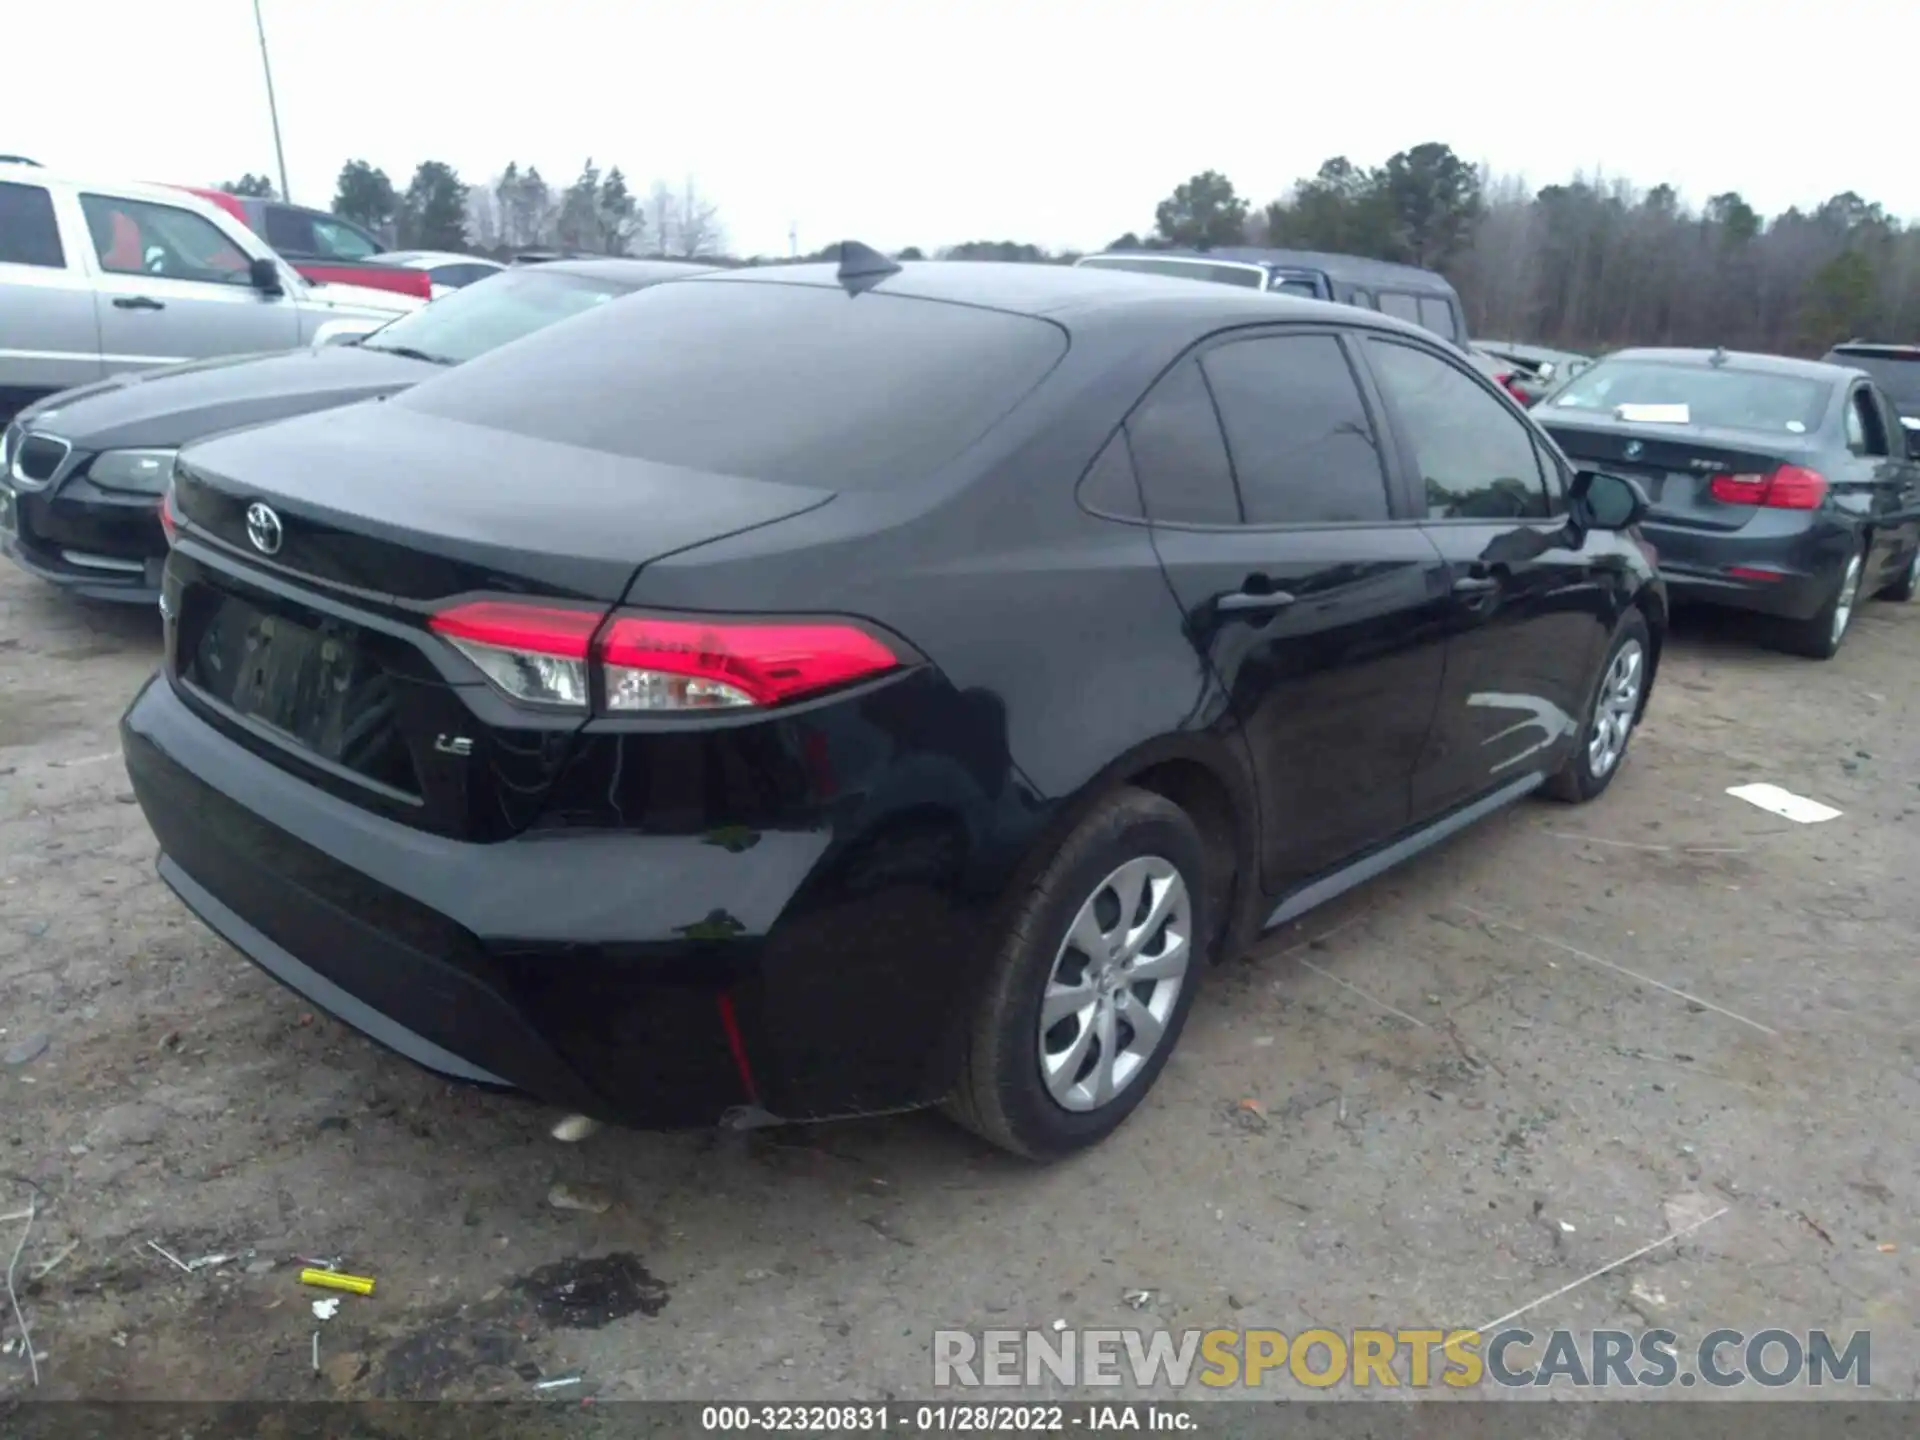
left=1037, top=855, right=1191, bottom=1113
left=1586, top=639, right=1644, bottom=779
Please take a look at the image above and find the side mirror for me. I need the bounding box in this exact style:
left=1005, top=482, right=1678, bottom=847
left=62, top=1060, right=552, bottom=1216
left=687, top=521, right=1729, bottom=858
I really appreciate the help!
left=1570, top=469, right=1649, bottom=532
left=248, top=257, right=284, bottom=295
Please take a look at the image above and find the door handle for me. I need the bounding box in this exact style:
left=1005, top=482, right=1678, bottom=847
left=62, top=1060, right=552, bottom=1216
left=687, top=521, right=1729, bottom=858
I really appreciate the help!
left=1216, top=589, right=1297, bottom=612
left=113, top=295, right=165, bottom=311
left=1452, top=575, right=1500, bottom=595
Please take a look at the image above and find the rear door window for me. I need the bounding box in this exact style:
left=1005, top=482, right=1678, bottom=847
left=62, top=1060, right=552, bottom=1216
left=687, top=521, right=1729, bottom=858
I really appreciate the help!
left=1199, top=333, right=1391, bottom=524
left=1123, top=358, right=1240, bottom=525
left=0, top=181, right=65, bottom=267
left=1377, top=292, right=1420, bottom=324
left=263, top=204, right=318, bottom=256
left=1417, top=296, right=1457, bottom=342
left=310, top=215, right=381, bottom=259
left=397, top=278, right=1069, bottom=489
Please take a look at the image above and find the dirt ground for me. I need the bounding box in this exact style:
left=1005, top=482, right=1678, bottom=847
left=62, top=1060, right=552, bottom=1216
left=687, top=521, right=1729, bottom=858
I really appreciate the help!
left=1, top=557, right=1915, bottom=1405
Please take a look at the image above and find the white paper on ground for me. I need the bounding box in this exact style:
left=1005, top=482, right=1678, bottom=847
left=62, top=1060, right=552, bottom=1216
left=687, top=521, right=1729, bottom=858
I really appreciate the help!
left=1725, top=782, right=1841, bottom=824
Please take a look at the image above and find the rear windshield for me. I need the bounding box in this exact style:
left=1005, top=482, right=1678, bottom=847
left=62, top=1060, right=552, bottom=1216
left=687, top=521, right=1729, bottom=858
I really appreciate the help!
left=1075, top=255, right=1268, bottom=290
left=1829, top=351, right=1920, bottom=412
left=361, top=268, right=640, bottom=366
left=396, top=278, right=1069, bottom=487
left=1547, top=359, right=1830, bottom=436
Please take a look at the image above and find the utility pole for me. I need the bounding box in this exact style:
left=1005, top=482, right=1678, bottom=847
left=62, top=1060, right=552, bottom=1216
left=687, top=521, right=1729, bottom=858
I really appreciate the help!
left=789, top=222, right=798, bottom=259
left=253, top=0, right=292, bottom=203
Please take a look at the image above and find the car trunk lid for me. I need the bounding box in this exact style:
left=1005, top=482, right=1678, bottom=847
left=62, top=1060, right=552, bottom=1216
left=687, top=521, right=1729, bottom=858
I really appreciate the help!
left=165, top=404, right=835, bottom=840
left=1539, top=413, right=1821, bottom=531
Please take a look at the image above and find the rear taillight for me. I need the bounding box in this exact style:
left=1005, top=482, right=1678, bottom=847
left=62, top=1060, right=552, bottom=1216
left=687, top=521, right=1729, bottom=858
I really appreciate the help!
left=429, top=601, right=902, bottom=713
left=1498, top=373, right=1530, bottom=405
left=159, top=485, right=179, bottom=545
left=429, top=602, right=599, bottom=708
left=1708, top=464, right=1827, bottom=510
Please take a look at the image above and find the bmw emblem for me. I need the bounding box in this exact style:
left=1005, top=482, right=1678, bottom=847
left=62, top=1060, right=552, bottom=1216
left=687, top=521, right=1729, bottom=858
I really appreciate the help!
left=1622, top=440, right=1644, bottom=461
left=245, top=501, right=284, bottom=556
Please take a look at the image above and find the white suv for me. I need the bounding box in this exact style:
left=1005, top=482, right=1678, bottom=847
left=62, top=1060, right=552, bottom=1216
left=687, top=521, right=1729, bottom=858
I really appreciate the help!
left=0, top=163, right=422, bottom=421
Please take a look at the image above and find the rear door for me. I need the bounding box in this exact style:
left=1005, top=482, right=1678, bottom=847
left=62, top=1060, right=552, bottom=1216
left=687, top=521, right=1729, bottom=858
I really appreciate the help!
left=1844, top=381, right=1920, bottom=587
left=0, top=179, right=103, bottom=404
left=1359, top=334, right=1610, bottom=820
left=1133, top=326, right=1453, bottom=896
left=78, top=191, right=300, bottom=370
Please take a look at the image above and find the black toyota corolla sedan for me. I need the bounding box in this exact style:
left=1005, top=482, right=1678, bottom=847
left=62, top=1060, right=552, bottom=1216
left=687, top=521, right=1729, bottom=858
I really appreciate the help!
left=0, top=259, right=711, bottom=603
left=122, top=249, right=1664, bottom=1159
left=1535, top=347, right=1920, bottom=658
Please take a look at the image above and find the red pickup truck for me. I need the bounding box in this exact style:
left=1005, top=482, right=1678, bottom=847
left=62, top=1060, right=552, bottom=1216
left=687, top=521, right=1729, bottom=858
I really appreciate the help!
left=176, top=189, right=433, bottom=301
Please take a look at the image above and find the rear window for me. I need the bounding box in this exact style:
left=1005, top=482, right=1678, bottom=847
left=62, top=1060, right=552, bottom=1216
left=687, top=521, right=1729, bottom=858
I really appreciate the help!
left=396, top=278, right=1069, bottom=488
left=1548, top=359, right=1831, bottom=437
left=1828, top=351, right=1920, bottom=412
left=1076, top=255, right=1268, bottom=290
left=0, top=181, right=63, bottom=268
left=361, top=268, right=640, bottom=366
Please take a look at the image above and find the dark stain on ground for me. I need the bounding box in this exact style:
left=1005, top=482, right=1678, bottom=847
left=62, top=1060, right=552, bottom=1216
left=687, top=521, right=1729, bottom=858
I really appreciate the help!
left=366, top=1296, right=535, bottom=1400
left=512, top=1252, right=669, bottom=1328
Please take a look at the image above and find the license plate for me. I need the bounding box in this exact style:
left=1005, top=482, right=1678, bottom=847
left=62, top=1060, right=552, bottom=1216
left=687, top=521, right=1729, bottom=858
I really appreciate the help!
left=191, top=597, right=376, bottom=760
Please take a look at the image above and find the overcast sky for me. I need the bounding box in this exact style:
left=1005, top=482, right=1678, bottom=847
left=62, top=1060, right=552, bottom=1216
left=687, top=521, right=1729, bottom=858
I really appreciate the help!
left=8, top=0, right=1914, bottom=257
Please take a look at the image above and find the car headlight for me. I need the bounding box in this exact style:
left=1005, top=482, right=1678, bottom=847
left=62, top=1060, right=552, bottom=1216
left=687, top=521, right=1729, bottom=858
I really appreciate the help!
left=86, top=448, right=178, bottom=496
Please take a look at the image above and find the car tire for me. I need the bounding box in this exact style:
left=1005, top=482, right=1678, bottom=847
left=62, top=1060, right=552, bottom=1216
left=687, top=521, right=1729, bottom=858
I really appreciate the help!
left=1779, top=541, right=1866, bottom=660
left=945, top=787, right=1210, bottom=1160
left=1543, top=609, right=1652, bottom=805
left=1876, top=541, right=1920, bottom=603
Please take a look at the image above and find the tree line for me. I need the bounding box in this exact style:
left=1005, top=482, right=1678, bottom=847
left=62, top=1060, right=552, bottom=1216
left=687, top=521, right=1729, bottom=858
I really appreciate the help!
left=218, top=141, right=1920, bottom=355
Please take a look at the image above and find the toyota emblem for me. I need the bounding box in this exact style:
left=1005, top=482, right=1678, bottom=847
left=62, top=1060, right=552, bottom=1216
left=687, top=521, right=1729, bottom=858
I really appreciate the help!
left=245, top=502, right=284, bottom=556
left=1622, top=440, right=1644, bottom=461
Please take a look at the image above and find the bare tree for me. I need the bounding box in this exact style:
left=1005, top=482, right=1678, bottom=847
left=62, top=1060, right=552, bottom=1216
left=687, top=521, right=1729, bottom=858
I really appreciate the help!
left=672, top=177, right=724, bottom=259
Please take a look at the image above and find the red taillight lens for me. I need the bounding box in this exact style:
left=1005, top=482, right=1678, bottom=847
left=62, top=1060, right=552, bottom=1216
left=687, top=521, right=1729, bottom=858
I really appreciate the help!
left=429, top=601, right=902, bottom=713
left=1498, top=373, right=1530, bottom=404
left=599, top=616, right=899, bottom=711
left=430, top=601, right=600, bottom=709
left=1708, top=465, right=1827, bottom=510
left=159, top=486, right=179, bottom=545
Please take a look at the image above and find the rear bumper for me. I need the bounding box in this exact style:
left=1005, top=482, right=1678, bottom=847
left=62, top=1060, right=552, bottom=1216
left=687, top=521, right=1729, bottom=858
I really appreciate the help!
left=1, top=477, right=164, bottom=604
left=1641, top=515, right=1847, bottom=622
left=120, top=673, right=846, bottom=1128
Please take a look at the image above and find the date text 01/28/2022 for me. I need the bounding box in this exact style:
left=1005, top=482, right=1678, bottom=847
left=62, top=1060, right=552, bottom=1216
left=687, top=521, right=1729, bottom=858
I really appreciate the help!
left=699, top=1405, right=1195, bottom=1431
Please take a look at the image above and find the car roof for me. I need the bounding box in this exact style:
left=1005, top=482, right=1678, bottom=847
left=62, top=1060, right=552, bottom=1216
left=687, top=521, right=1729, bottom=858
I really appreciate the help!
left=0, top=162, right=237, bottom=220
left=1599, top=347, right=1857, bottom=384
left=685, top=259, right=1449, bottom=345
left=1089, top=246, right=1458, bottom=292
left=1479, top=340, right=1590, bottom=363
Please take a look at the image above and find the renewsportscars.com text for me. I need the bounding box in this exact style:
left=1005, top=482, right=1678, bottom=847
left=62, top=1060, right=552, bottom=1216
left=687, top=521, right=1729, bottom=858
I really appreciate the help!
left=932, top=1326, right=1872, bottom=1390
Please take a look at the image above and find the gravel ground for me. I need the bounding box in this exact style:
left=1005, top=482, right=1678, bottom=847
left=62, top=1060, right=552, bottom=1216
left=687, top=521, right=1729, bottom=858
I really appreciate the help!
left=1, top=559, right=1915, bottom=1404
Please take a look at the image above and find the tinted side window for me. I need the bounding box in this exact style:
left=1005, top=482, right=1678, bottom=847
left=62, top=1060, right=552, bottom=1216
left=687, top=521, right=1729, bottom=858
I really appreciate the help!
left=1076, top=431, right=1144, bottom=519
left=1378, top=292, right=1420, bottom=324
left=1199, top=334, right=1390, bottom=525
left=1368, top=339, right=1551, bottom=520
left=0, top=182, right=64, bottom=267
left=310, top=215, right=380, bottom=259
left=1124, top=358, right=1239, bottom=525
left=263, top=205, right=317, bottom=255
left=1417, top=296, right=1456, bottom=342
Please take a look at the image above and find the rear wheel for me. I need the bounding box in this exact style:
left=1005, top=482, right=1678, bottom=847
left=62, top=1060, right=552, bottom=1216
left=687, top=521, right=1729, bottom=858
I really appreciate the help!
left=1877, top=541, right=1920, bottom=603
left=1779, top=542, right=1865, bottom=659
left=945, top=788, right=1208, bottom=1160
left=1544, top=610, right=1650, bottom=804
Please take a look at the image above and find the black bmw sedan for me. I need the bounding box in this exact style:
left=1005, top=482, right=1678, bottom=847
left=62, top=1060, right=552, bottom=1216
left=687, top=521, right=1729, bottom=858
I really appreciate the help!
left=1534, top=347, right=1920, bottom=658
left=0, top=259, right=712, bottom=604
left=122, top=251, right=1664, bottom=1159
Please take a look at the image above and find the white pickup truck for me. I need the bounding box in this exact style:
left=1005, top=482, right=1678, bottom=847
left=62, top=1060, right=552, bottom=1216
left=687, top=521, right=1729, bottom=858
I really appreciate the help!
left=0, top=161, right=422, bottom=422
